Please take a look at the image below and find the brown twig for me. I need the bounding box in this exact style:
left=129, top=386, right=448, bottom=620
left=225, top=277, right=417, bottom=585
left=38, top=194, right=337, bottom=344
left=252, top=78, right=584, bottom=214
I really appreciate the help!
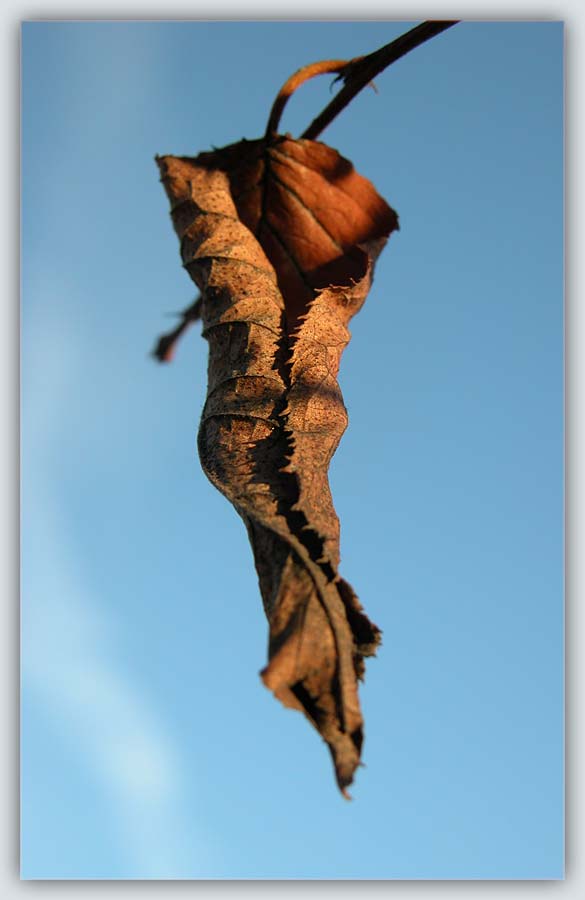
left=265, top=58, right=354, bottom=139
left=152, top=295, right=202, bottom=362
left=301, top=21, right=459, bottom=141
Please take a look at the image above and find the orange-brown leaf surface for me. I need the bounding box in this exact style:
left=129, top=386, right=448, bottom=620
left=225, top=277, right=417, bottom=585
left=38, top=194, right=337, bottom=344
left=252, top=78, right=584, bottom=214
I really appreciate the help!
left=196, top=136, right=397, bottom=330
left=156, top=132, right=398, bottom=794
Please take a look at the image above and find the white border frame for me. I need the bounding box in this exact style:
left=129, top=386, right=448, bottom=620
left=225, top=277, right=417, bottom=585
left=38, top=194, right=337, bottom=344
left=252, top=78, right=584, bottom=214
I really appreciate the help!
left=5, top=2, right=580, bottom=896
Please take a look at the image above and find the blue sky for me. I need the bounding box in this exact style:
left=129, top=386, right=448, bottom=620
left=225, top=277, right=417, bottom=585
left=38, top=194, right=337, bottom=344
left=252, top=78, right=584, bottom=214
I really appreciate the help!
left=21, top=21, right=563, bottom=879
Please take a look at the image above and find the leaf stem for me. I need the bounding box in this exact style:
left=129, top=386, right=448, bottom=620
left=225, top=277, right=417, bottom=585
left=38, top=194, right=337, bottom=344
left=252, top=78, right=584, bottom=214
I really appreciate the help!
left=265, top=59, right=353, bottom=140
left=300, top=21, right=459, bottom=141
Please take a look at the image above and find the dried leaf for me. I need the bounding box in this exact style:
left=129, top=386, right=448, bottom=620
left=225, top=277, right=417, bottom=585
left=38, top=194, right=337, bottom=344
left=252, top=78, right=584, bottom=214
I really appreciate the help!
left=156, top=133, right=397, bottom=795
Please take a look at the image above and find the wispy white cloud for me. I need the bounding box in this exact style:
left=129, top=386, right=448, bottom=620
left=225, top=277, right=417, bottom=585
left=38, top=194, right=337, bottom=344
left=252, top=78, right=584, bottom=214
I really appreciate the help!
left=21, top=27, right=222, bottom=874
left=22, top=506, right=200, bottom=876
left=21, top=282, right=215, bottom=877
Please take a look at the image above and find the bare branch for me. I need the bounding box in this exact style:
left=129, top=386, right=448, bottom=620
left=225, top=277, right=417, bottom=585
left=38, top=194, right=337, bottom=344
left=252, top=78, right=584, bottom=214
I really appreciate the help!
left=301, top=21, right=459, bottom=141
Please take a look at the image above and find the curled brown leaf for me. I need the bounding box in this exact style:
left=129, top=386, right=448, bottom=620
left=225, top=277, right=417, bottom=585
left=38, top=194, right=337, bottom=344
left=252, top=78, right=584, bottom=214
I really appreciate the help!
left=156, top=132, right=397, bottom=794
